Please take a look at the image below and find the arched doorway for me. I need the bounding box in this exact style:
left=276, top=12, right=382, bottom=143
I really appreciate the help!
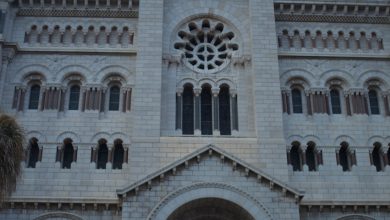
left=167, top=198, right=254, bottom=220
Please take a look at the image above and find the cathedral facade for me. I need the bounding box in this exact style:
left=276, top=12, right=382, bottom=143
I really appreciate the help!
left=0, top=0, right=390, bottom=219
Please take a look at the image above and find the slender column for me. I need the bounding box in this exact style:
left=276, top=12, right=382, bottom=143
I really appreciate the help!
left=59, top=87, right=66, bottom=112
left=126, top=89, right=131, bottom=111
left=18, top=88, right=26, bottom=112
left=230, top=90, right=238, bottom=133
left=81, top=87, right=86, bottom=112
left=99, top=87, right=106, bottom=112
left=175, top=89, right=182, bottom=131
left=212, top=88, right=220, bottom=135
left=194, top=88, right=201, bottom=135
left=383, top=93, right=390, bottom=116
left=306, top=90, right=312, bottom=115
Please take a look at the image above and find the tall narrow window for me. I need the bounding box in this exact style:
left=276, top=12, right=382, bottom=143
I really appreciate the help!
left=27, top=138, right=39, bottom=168
left=339, top=142, right=350, bottom=171
left=290, top=142, right=302, bottom=171
left=306, top=142, right=317, bottom=171
left=28, top=85, right=40, bottom=109
left=201, top=85, right=212, bottom=135
left=330, top=89, right=341, bottom=114
left=62, top=139, right=74, bottom=169
left=291, top=89, right=303, bottom=113
left=372, top=142, right=383, bottom=171
left=97, top=139, right=108, bottom=169
left=113, top=139, right=124, bottom=169
left=219, top=85, right=231, bottom=135
left=182, top=84, right=194, bottom=135
left=109, top=86, right=120, bottom=111
left=368, top=89, right=380, bottom=115
left=68, top=85, right=80, bottom=110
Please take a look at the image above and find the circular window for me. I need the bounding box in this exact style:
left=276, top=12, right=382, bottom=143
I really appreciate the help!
left=174, top=19, right=238, bottom=74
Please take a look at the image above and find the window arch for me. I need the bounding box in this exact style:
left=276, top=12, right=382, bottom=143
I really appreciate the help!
left=219, top=85, right=231, bottom=135
left=330, top=89, right=342, bottom=114
left=368, top=89, right=380, bottom=115
left=68, top=85, right=80, bottom=110
left=27, top=137, right=40, bottom=168
left=109, top=86, right=120, bottom=111
left=62, top=138, right=74, bottom=169
left=371, top=142, right=384, bottom=171
left=182, top=84, right=194, bottom=135
left=306, top=141, right=318, bottom=171
left=290, top=141, right=303, bottom=171
left=28, top=85, right=40, bottom=109
left=97, top=139, right=108, bottom=169
left=112, top=139, right=124, bottom=169
left=291, top=88, right=303, bottom=113
left=201, top=84, right=212, bottom=135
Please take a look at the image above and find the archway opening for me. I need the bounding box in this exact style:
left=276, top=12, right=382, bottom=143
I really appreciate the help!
left=167, top=198, right=254, bottom=220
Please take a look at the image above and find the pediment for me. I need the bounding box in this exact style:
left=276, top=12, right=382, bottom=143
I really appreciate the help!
left=117, top=145, right=304, bottom=202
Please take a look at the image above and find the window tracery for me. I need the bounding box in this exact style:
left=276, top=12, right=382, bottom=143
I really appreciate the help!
left=174, top=18, right=238, bottom=74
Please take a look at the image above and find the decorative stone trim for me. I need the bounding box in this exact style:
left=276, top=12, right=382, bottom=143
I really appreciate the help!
left=274, top=2, right=390, bottom=24
left=34, top=212, right=84, bottom=220
left=146, top=182, right=273, bottom=220
left=17, top=8, right=138, bottom=18
left=116, top=144, right=303, bottom=200
left=300, top=201, right=390, bottom=214
left=3, top=197, right=120, bottom=212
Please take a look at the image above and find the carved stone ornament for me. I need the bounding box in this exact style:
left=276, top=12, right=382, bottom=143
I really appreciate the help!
left=174, top=18, right=239, bottom=74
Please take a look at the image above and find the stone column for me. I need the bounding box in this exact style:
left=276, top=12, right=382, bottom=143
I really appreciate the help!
left=175, top=88, right=183, bottom=133
left=230, top=89, right=238, bottom=135
left=194, top=88, right=201, bottom=135
left=212, top=88, right=220, bottom=136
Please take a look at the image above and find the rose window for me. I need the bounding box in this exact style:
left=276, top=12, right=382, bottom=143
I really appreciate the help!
left=174, top=19, right=239, bottom=74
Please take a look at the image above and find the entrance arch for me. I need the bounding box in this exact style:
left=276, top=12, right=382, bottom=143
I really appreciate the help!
left=167, top=198, right=254, bottom=220
left=147, top=182, right=273, bottom=220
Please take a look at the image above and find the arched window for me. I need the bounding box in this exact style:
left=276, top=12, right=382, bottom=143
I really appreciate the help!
left=109, top=86, right=120, bottom=111
left=28, top=85, right=40, bottom=109
left=306, top=142, right=317, bottom=171
left=219, top=85, right=231, bottom=135
left=201, top=85, right=212, bottom=135
left=97, top=139, right=108, bottom=169
left=291, top=88, right=303, bottom=113
left=372, top=142, right=383, bottom=171
left=62, top=138, right=74, bottom=169
left=112, top=139, right=124, bottom=169
left=68, top=85, right=80, bottom=110
left=182, top=84, right=194, bottom=135
left=290, top=142, right=302, bottom=171
left=368, top=89, right=380, bottom=115
left=27, top=138, right=39, bottom=168
left=339, top=142, right=350, bottom=171
left=330, top=89, right=341, bottom=114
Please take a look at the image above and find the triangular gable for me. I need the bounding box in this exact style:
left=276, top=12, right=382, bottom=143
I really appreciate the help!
left=117, top=144, right=304, bottom=201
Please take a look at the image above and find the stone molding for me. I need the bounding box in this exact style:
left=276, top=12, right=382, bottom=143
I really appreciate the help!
left=146, top=182, right=273, bottom=220
left=117, top=144, right=303, bottom=200
left=17, top=8, right=138, bottom=18
left=33, top=212, right=84, bottom=220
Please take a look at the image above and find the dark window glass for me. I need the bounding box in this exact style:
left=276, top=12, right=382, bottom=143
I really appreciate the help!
left=182, top=85, right=194, bottom=135
left=109, top=86, right=120, bottom=111
left=62, top=143, right=74, bottom=169
left=330, top=89, right=341, bottom=114
left=219, top=86, right=231, bottom=135
left=201, top=86, right=212, bottom=135
left=97, top=143, right=108, bottom=169
left=372, top=144, right=382, bottom=171
left=290, top=145, right=302, bottom=171
left=113, top=143, right=124, bottom=169
left=68, top=85, right=80, bottom=110
left=368, top=90, right=380, bottom=115
left=306, top=145, right=316, bottom=171
left=387, top=148, right=390, bottom=166
left=339, top=144, right=349, bottom=171
left=28, top=85, right=40, bottom=109
left=291, top=89, right=303, bottom=113
left=27, top=140, right=39, bottom=168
